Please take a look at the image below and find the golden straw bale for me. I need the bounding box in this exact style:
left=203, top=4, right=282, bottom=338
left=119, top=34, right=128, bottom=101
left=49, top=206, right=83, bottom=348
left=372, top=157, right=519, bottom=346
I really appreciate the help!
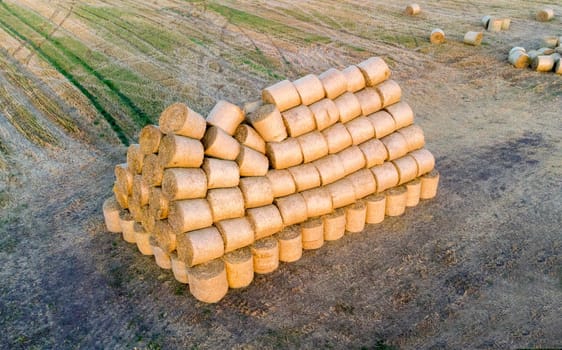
left=301, top=218, right=324, bottom=250
left=406, top=179, right=421, bottom=207
left=381, top=132, right=409, bottom=160
left=266, top=138, right=303, bottom=169
left=365, top=194, right=386, bottom=224
left=158, top=134, right=204, bottom=168
left=170, top=252, right=189, bottom=284
left=296, top=131, right=329, bottom=163
left=301, top=187, right=333, bottom=217
left=367, top=110, right=396, bottom=138
left=392, top=155, right=419, bottom=185
left=216, top=217, right=255, bottom=253
left=355, top=87, right=382, bottom=115
left=385, top=186, right=408, bottom=216
left=159, top=103, right=206, bottom=139
left=246, top=204, right=284, bottom=240
left=347, top=168, right=377, bottom=199
left=251, top=237, right=279, bottom=274
left=234, top=124, right=266, bottom=154
left=126, top=144, right=143, bottom=174
left=322, top=208, right=346, bottom=241
left=293, top=74, right=325, bottom=105
left=239, top=176, right=274, bottom=208
left=345, top=116, right=375, bottom=145
left=142, top=154, right=164, bottom=187
left=168, top=199, right=213, bottom=233
left=325, top=178, right=356, bottom=208
left=319, top=68, right=348, bottom=99
left=202, top=158, right=240, bottom=189
left=359, top=138, right=388, bottom=168
left=309, top=98, right=340, bottom=131
left=342, top=65, right=366, bottom=92
left=288, top=163, right=321, bottom=192
left=223, top=247, right=254, bottom=288
left=262, top=80, right=301, bottom=112
left=376, top=80, right=402, bottom=108
left=336, top=146, right=366, bottom=175
left=274, top=193, right=308, bottom=226
left=246, top=104, right=288, bottom=142
left=345, top=201, right=366, bottom=233
left=276, top=226, right=303, bottom=263
left=266, top=169, right=296, bottom=197
left=420, top=169, right=440, bottom=199
left=149, top=187, right=169, bottom=220
left=202, top=126, right=241, bottom=160
left=187, top=259, right=228, bottom=303
left=313, top=154, right=346, bottom=185
left=115, top=163, right=133, bottom=195
left=334, top=92, right=362, bottom=123
left=322, top=123, right=353, bottom=154
left=371, top=162, right=399, bottom=192
left=206, top=100, right=245, bottom=135
left=409, top=148, right=435, bottom=176
left=139, top=125, right=163, bottom=155
left=207, top=187, right=245, bottom=222
left=162, top=168, right=207, bottom=201
left=103, top=197, right=122, bottom=233
left=153, top=219, right=177, bottom=253
left=282, top=105, right=317, bottom=138
left=177, top=226, right=224, bottom=267
left=237, top=146, right=269, bottom=176
left=356, top=57, right=391, bottom=87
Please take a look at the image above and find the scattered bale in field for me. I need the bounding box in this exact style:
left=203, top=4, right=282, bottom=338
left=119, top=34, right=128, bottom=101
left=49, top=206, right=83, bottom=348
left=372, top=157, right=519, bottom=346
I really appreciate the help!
left=159, top=103, right=206, bottom=139
left=313, top=154, right=346, bottom=185
left=359, top=138, right=387, bottom=168
left=246, top=204, right=284, bottom=240
left=376, top=80, right=402, bottom=108
left=103, top=197, right=121, bottom=233
left=150, top=237, right=172, bottom=269
left=296, top=130, right=329, bottom=163
left=274, top=193, right=308, bottom=226
left=262, top=80, right=301, bottom=112
left=464, top=31, right=483, bottom=46
left=301, top=218, right=324, bottom=250
left=371, top=162, right=400, bottom=192
left=301, top=187, right=333, bottom=217
left=345, top=200, right=366, bottom=233
left=554, top=60, right=562, bottom=74
left=420, top=169, right=440, bottom=199
left=266, top=169, right=296, bottom=197
left=202, top=158, right=239, bottom=189
left=288, top=163, right=321, bottom=192
left=342, top=65, right=366, bottom=92
left=531, top=55, right=555, bottom=72
left=345, top=116, right=375, bottom=145
left=385, top=101, right=414, bottom=129
left=487, top=18, right=503, bottom=32
left=266, top=138, right=303, bottom=169
left=322, top=123, right=353, bottom=154
left=235, top=124, right=266, bottom=154
left=430, top=29, right=446, bottom=44
left=481, top=15, right=492, bottom=29
left=406, top=179, right=422, bottom=207
left=536, top=8, right=554, bottom=22
left=188, top=259, right=228, bottom=303
left=170, top=252, right=189, bottom=284
left=223, top=247, right=254, bottom=288
left=239, top=177, right=274, bottom=208
left=202, top=126, right=241, bottom=160
left=206, top=100, right=244, bottom=135
left=368, top=110, right=396, bottom=138
left=356, top=57, right=391, bottom=87
left=133, top=223, right=153, bottom=256
left=355, top=87, right=382, bottom=115
left=215, top=217, right=255, bottom=253
left=206, top=187, right=245, bottom=222
left=365, top=193, right=386, bottom=224
left=334, top=92, right=362, bottom=123
left=251, top=237, right=279, bottom=274
left=177, top=226, right=224, bottom=267
left=246, top=104, right=287, bottom=142
left=168, top=199, right=213, bottom=233
left=542, top=36, right=560, bottom=49
left=127, top=144, right=144, bottom=174
left=282, top=105, right=317, bottom=138
left=139, top=125, right=163, bottom=155
left=405, top=4, right=421, bottom=16
left=392, top=155, right=419, bottom=185
left=323, top=208, right=346, bottom=241
left=293, top=74, right=325, bottom=105
left=501, top=18, right=511, bottom=30
left=158, top=134, right=204, bottom=168
left=397, top=125, right=425, bottom=151
left=276, top=226, right=303, bottom=263
left=319, top=68, right=348, bottom=99
left=385, top=186, right=408, bottom=216
left=509, top=50, right=530, bottom=68
left=237, top=146, right=269, bottom=177
left=162, top=168, right=207, bottom=201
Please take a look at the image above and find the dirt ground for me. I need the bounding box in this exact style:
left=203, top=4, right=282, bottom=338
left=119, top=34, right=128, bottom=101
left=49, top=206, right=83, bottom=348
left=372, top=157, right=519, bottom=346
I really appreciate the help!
left=0, top=0, right=561, bottom=349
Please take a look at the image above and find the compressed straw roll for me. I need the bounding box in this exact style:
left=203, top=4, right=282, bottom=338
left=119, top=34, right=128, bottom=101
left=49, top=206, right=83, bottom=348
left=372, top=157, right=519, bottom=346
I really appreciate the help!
left=154, top=219, right=177, bottom=253
left=323, top=208, right=346, bottom=241
left=159, top=103, right=206, bottom=139
left=141, top=209, right=156, bottom=233
left=202, top=126, right=241, bottom=160
left=359, top=138, right=388, bottom=168
left=276, top=226, right=303, bottom=263
left=216, top=217, right=255, bottom=253
left=501, top=18, right=511, bottom=30
left=282, top=105, right=316, bottom=138
left=347, top=168, right=376, bottom=199
left=385, top=186, right=408, bottom=216
left=239, top=177, right=274, bottom=208
left=355, top=87, right=383, bottom=115
left=206, top=100, right=244, bottom=135
left=371, top=162, right=399, bottom=192
left=207, top=187, right=245, bottom=222
left=237, top=146, right=269, bottom=177
left=288, top=163, right=321, bottom=192
left=297, top=131, right=329, bottom=163
left=188, top=259, right=228, bottom=303
left=509, top=47, right=526, bottom=56
left=301, top=187, right=333, bottom=217
left=266, top=138, right=303, bottom=169
left=247, top=204, right=284, bottom=240
left=342, top=65, right=366, bottom=92
left=392, top=155, right=419, bottom=185
left=168, top=199, right=213, bottom=233
left=244, top=100, right=263, bottom=115
left=334, top=92, right=362, bottom=123
left=536, top=8, right=554, bottom=22
left=345, top=116, right=375, bottom=145
left=509, top=49, right=530, bottom=69
left=142, top=154, right=163, bottom=187
left=337, top=146, right=366, bottom=175
left=266, top=169, right=296, bottom=197
left=150, top=237, right=172, bottom=270
left=531, top=55, right=555, bottom=72
left=430, top=29, right=445, bottom=44
left=365, top=194, right=386, bottom=224
left=202, top=158, right=239, bottom=189
left=381, top=132, right=409, bottom=160
left=319, top=68, right=348, bottom=99
left=120, top=211, right=136, bottom=243
left=103, top=197, right=121, bottom=233
left=481, top=15, right=492, bottom=28
left=405, top=4, right=420, bottom=16
left=252, top=237, right=279, bottom=274
left=309, top=98, right=340, bottom=131
left=367, top=110, right=396, bottom=138
left=345, top=201, right=366, bottom=233
left=274, top=193, right=308, bottom=226
left=133, top=223, right=153, bottom=255
left=542, top=36, right=560, bottom=49
left=115, top=163, right=133, bottom=195
left=139, top=125, right=162, bottom=155
left=162, top=168, right=207, bottom=201
left=313, top=154, right=346, bottom=185
left=293, top=74, right=325, bottom=105
left=127, top=197, right=143, bottom=223
left=113, top=184, right=128, bottom=209
left=464, top=31, right=483, bottom=46
left=127, top=144, right=143, bottom=174
left=386, top=102, right=414, bottom=133
left=158, top=134, right=204, bottom=168
left=170, top=252, right=189, bottom=284
left=322, top=123, right=353, bottom=154
left=406, top=178, right=421, bottom=207
left=357, top=57, right=391, bottom=87
left=149, top=187, right=169, bottom=219
left=555, top=60, right=562, bottom=75
left=420, top=169, right=440, bottom=199
left=177, top=226, right=224, bottom=267
left=326, top=178, right=357, bottom=208
left=301, top=218, right=324, bottom=250
left=487, top=18, right=502, bottom=32
left=262, top=80, right=301, bottom=112
left=409, top=148, right=435, bottom=176
left=247, top=104, right=288, bottom=142
left=223, top=247, right=254, bottom=288
left=234, top=124, right=266, bottom=154
left=376, top=80, right=402, bottom=108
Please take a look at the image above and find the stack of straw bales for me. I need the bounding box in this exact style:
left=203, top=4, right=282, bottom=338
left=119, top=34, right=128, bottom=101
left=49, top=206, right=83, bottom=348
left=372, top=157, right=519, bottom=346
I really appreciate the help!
left=103, top=57, right=440, bottom=303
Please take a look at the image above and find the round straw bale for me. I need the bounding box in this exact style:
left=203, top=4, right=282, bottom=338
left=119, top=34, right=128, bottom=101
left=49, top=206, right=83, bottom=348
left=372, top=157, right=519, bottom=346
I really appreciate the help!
left=481, top=15, right=492, bottom=28
left=177, top=226, right=225, bottom=267
left=202, top=158, right=239, bottom=189
left=501, top=18, right=511, bottom=30
left=385, top=186, right=408, bottom=216
left=188, top=258, right=228, bottom=303
left=252, top=237, right=279, bottom=274
left=536, top=8, right=554, bottom=22
left=223, top=247, right=254, bottom=288
left=326, top=178, right=357, bottom=208
left=207, top=187, right=245, bottom=222
left=487, top=18, right=503, bottom=32
left=406, top=178, right=421, bottom=207
left=274, top=193, right=308, bottom=226
left=464, top=31, right=483, bottom=46
left=168, top=199, right=213, bottom=233
left=531, top=55, right=555, bottom=72
left=103, top=197, right=122, bottom=233
left=392, top=155, right=419, bottom=185
left=301, top=187, right=334, bottom=217
left=301, top=218, right=324, bottom=250
left=288, top=163, right=321, bottom=192
left=153, top=219, right=177, bottom=253
left=239, top=176, right=274, bottom=208
left=365, top=193, right=386, bottom=224
left=347, top=168, right=376, bottom=199
left=216, top=217, right=255, bottom=253
left=420, top=169, right=439, bottom=199
left=282, top=105, right=316, bottom=138
left=397, top=124, right=425, bottom=151
left=139, top=125, right=163, bottom=155
left=266, top=138, right=303, bottom=169
left=127, top=196, right=144, bottom=223
left=430, top=28, right=446, bottom=44
left=246, top=204, right=284, bottom=240
left=150, top=237, right=172, bottom=269
left=170, top=252, right=189, bottom=284
left=234, top=124, right=266, bottom=154
left=142, top=154, right=164, bottom=187
left=142, top=208, right=156, bottom=233
left=266, top=169, right=296, bottom=197
left=127, top=144, right=144, bottom=174
left=319, top=68, right=348, bottom=99
left=381, top=132, right=409, bottom=160
left=345, top=116, right=375, bottom=145
left=405, top=3, right=421, bottom=16
left=355, top=87, right=382, bottom=115
left=262, top=80, right=301, bottom=112
left=162, top=168, right=207, bottom=201
left=371, top=162, right=399, bottom=192
left=527, top=50, right=540, bottom=61
left=309, top=98, right=340, bottom=131
left=376, top=80, right=402, bottom=108
left=342, top=65, right=366, bottom=92
left=247, top=104, right=288, bottom=142
left=158, top=134, right=204, bottom=168
left=542, top=36, right=559, bottom=48
left=159, top=103, right=206, bottom=139
left=276, top=226, right=302, bottom=263
left=237, top=146, right=269, bottom=176
left=334, top=92, right=362, bottom=123
left=120, top=210, right=136, bottom=243
left=293, top=74, right=325, bottom=105
left=206, top=100, right=244, bottom=135
left=509, top=47, right=526, bottom=55
left=202, top=126, right=241, bottom=160
left=555, top=60, right=562, bottom=75
left=367, top=110, right=396, bottom=138
left=345, top=200, right=366, bottom=233
left=385, top=101, right=414, bottom=130
left=133, top=223, right=153, bottom=255
left=336, top=146, right=366, bottom=175
left=296, top=131, right=329, bottom=163
left=357, top=57, right=391, bottom=87
left=113, top=184, right=128, bottom=209
left=322, top=208, right=346, bottom=241
left=243, top=99, right=263, bottom=115
left=149, top=187, right=169, bottom=219
left=359, top=138, right=388, bottom=168
left=322, top=123, right=353, bottom=154
left=115, top=163, right=133, bottom=195
left=313, top=154, right=346, bottom=185
left=508, top=51, right=530, bottom=69
left=409, top=148, right=435, bottom=176
left=132, top=175, right=150, bottom=206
